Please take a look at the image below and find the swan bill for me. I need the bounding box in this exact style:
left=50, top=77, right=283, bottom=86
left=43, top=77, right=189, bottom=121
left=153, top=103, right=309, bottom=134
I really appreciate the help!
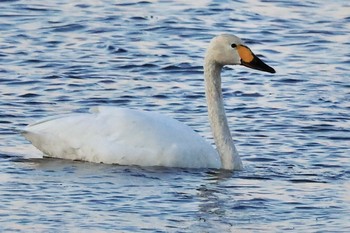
left=238, top=45, right=276, bottom=74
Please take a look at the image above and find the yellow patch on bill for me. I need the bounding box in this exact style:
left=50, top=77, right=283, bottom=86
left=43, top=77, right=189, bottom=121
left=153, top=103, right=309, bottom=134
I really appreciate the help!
left=237, top=45, right=254, bottom=63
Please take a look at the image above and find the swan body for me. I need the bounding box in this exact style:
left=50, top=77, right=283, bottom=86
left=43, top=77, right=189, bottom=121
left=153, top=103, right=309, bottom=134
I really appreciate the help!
left=23, top=107, right=220, bottom=168
left=23, top=34, right=275, bottom=170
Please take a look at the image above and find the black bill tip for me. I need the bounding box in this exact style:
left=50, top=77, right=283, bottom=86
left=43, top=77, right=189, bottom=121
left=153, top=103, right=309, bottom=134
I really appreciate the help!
left=241, top=54, right=275, bottom=74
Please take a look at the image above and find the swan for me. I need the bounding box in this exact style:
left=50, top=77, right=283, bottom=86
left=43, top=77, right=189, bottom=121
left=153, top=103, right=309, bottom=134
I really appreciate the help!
left=22, top=34, right=275, bottom=170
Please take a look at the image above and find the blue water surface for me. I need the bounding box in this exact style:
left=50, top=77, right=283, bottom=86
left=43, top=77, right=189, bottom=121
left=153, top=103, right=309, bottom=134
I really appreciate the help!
left=0, top=0, right=349, bottom=232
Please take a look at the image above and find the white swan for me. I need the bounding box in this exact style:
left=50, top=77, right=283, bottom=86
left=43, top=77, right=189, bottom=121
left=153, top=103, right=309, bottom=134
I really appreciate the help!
left=22, top=34, right=275, bottom=170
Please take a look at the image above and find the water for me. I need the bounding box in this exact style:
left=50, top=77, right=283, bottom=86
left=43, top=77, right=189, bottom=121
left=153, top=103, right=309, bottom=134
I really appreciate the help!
left=1, top=0, right=349, bottom=232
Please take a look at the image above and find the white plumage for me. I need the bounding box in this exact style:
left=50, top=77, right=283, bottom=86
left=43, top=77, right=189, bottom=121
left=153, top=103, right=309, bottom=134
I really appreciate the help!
left=23, top=107, right=220, bottom=168
left=22, top=34, right=275, bottom=170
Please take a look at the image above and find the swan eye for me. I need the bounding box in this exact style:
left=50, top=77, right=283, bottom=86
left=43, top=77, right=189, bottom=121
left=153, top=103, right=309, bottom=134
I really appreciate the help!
left=231, top=44, right=237, bottom=48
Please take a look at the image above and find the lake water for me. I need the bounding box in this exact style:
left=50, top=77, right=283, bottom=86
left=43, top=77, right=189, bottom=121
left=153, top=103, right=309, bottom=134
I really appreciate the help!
left=1, top=0, right=349, bottom=232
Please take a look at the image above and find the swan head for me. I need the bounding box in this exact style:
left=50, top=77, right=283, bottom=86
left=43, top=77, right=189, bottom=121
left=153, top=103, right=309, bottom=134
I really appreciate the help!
left=206, top=34, right=275, bottom=73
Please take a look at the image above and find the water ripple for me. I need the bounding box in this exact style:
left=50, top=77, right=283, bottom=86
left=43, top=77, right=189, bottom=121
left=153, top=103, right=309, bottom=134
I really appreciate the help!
left=0, top=0, right=349, bottom=232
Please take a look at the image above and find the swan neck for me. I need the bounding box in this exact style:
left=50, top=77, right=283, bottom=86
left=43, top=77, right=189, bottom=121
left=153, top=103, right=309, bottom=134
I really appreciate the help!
left=204, top=58, right=242, bottom=170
